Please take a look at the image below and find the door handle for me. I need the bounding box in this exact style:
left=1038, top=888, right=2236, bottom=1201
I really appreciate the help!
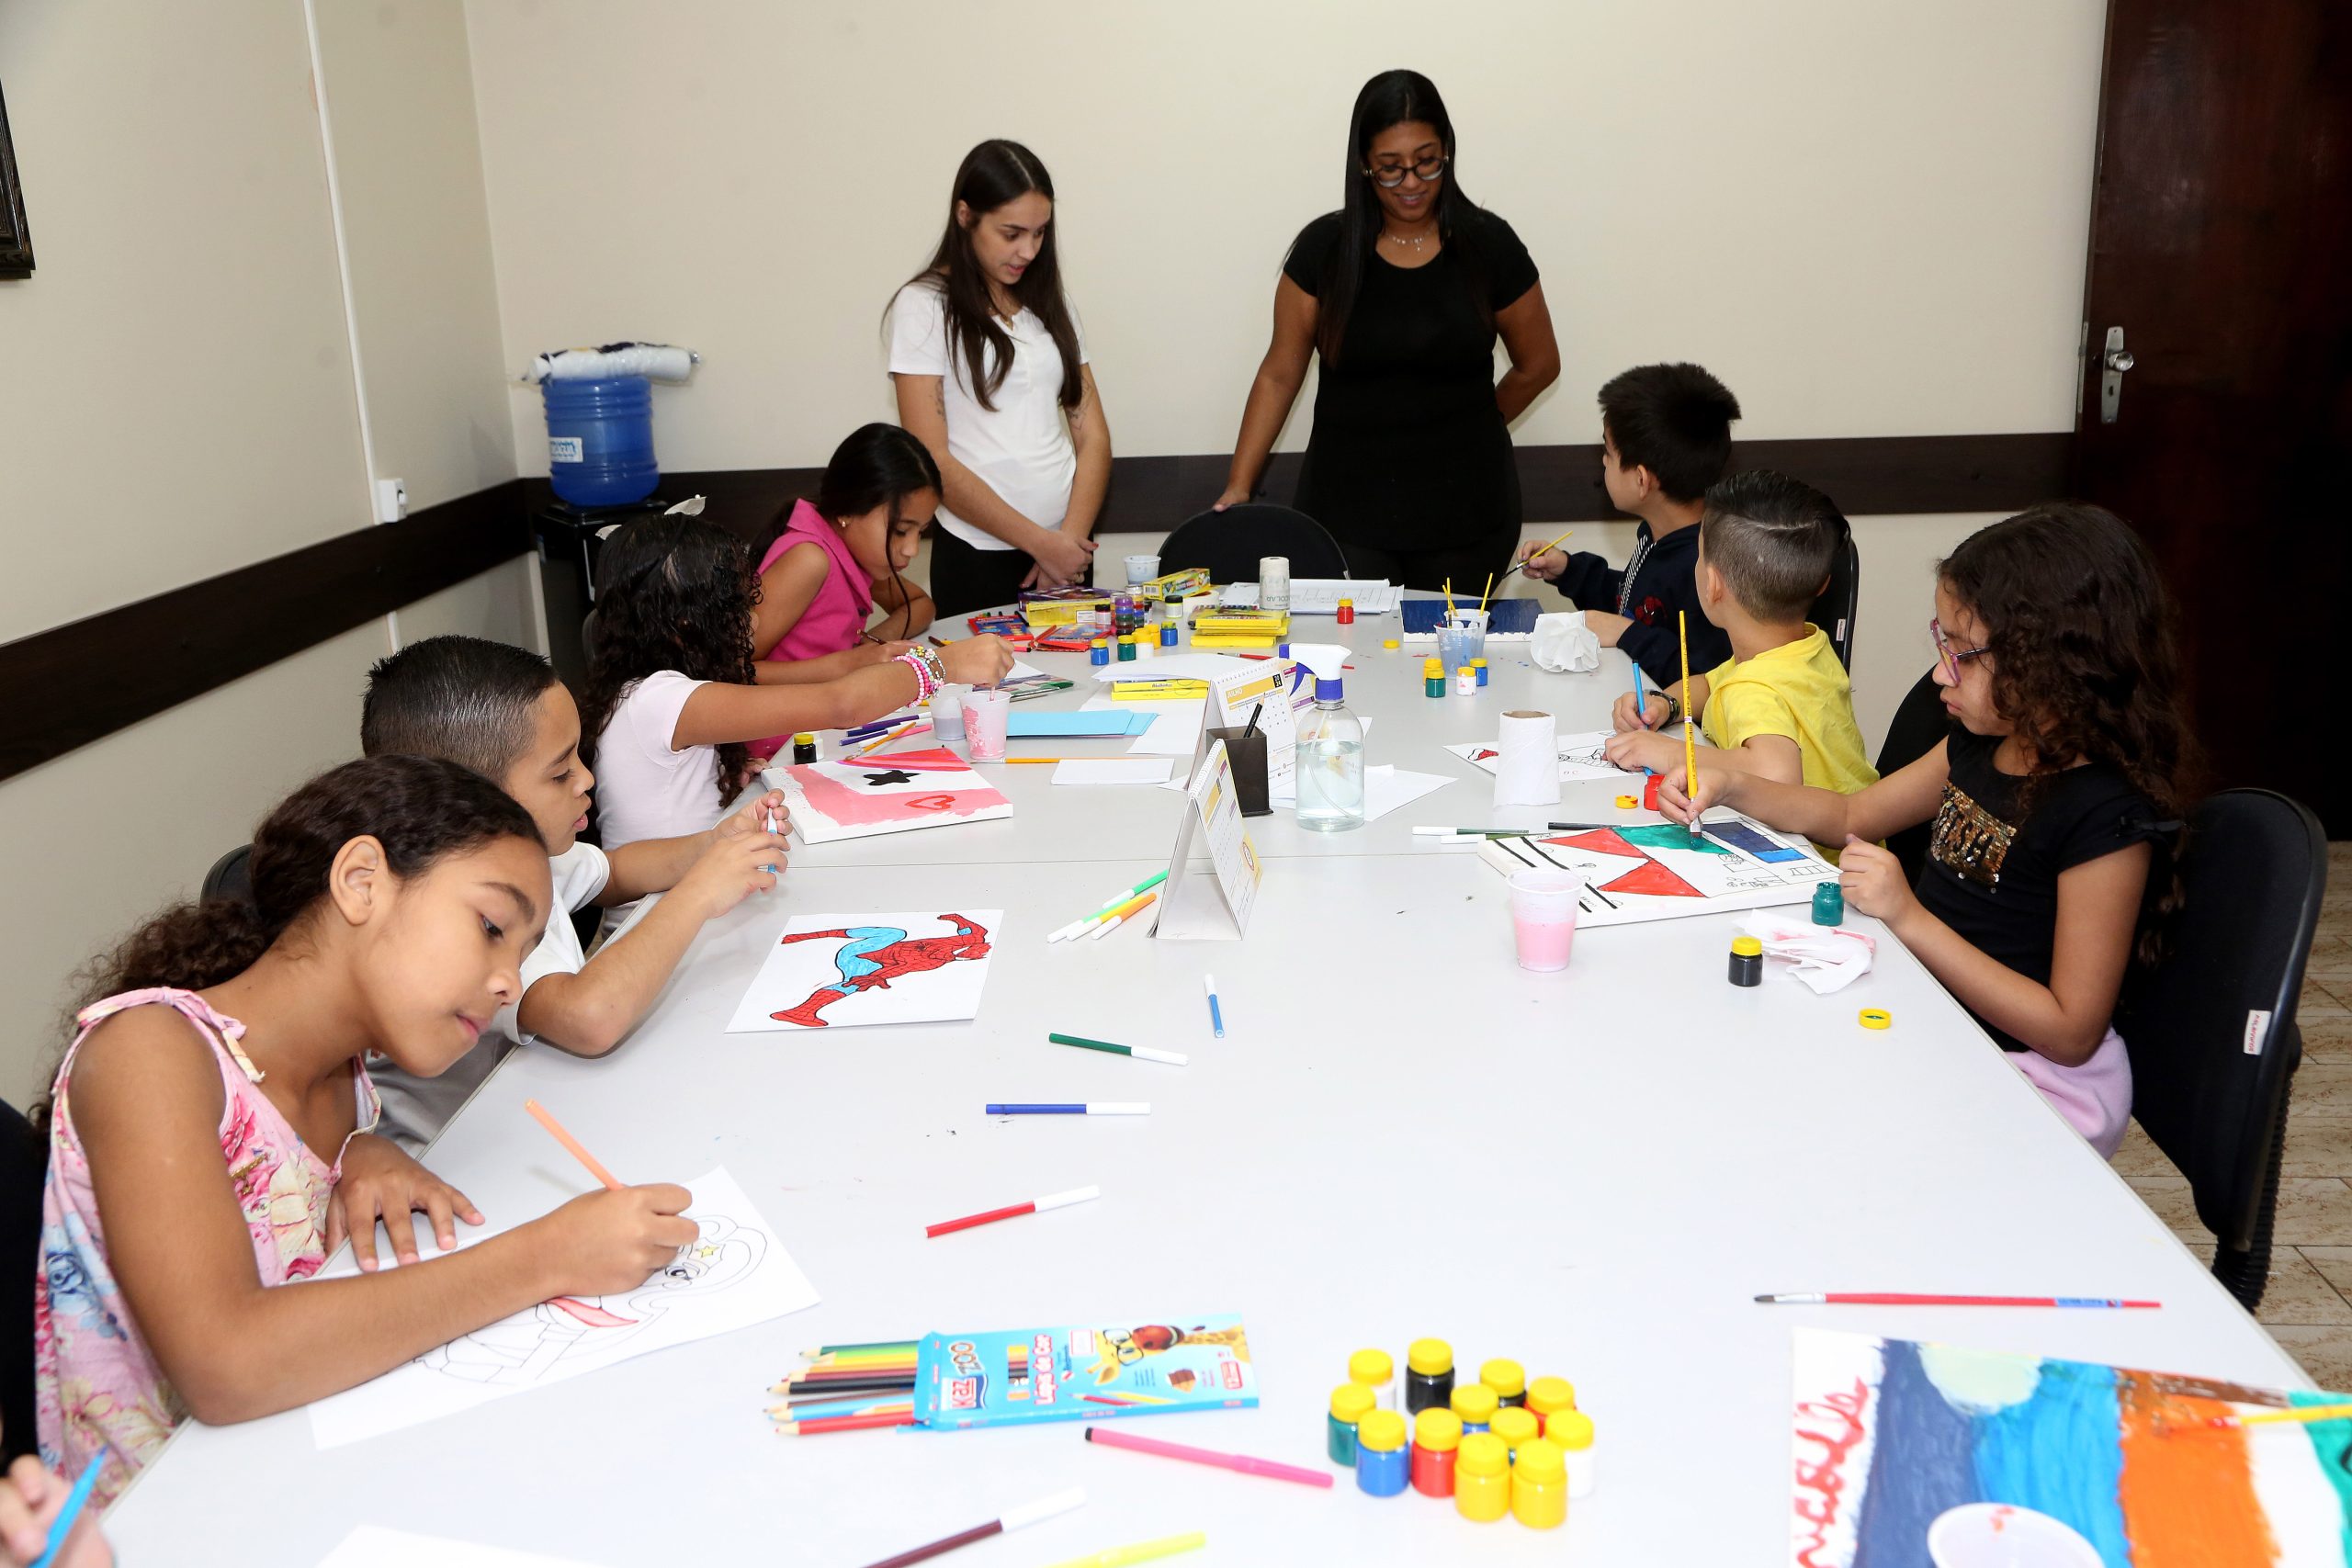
left=2099, top=326, right=2134, bottom=424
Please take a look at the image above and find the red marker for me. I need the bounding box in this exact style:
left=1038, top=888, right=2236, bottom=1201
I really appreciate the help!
left=924, top=1184, right=1101, bottom=1238
left=1756, top=1292, right=2161, bottom=1309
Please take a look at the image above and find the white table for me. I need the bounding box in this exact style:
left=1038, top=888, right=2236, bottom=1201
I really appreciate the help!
left=107, top=597, right=2301, bottom=1566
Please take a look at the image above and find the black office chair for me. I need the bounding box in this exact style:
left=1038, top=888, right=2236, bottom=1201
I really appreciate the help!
left=1159, top=504, right=1348, bottom=584
left=200, top=842, right=254, bottom=903
left=1807, top=530, right=1860, bottom=670
left=1, top=1099, right=44, bottom=1465
left=2115, top=789, right=2326, bottom=1312
left=1873, top=669, right=1948, bottom=886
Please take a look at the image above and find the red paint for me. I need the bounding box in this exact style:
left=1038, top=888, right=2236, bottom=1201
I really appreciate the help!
left=1792, top=1378, right=1870, bottom=1568
left=1410, top=1438, right=1458, bottom=1497
left=1604, top=858, right=1705, bottom=898
left=546, top=1296, right=636, bottom=1328
left=1553, top=828, right=1642, bottom=858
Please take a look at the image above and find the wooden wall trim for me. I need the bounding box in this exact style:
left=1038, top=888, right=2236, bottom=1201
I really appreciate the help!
left=3, top=432, right=2065, bottom=782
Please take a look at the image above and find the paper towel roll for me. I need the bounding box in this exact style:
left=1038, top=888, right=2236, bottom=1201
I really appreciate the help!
left=1493, top=709, right=1562, bottom=807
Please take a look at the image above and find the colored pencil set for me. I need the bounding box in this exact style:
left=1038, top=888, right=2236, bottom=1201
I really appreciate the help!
left=769, top=1338, right=924, bottom=1435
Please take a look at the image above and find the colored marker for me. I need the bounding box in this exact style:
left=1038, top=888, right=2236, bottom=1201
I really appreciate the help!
left=854, top=719, right=929, bottom=758
left=1412, top=826, right=1544, bottom=839
left=523, top=1099, right=623, bottom=1190
left=1754, top=1292, right=2162, bottom=1308
left=925, top=1184, right=1102, bottom=1238
left=1634, top=663, right=1649, bottom=728
left=1049, top=1032, right=1188, bottom=1066
left=1204, top=975, right=1225, bottom=1038
left=28, top=1457, right=103, bottom=1568
left=845, top=712, right=919, bottom=739
left=1083, top=1425, right=1332, bottom=1489
left=1048, top=871, right=1170, bottom=942
left=857, top=1488, right=1087, bottom=1568
left=986, top=1103, right=1150, bottom=1116
left=1038, top=1531, right=1207, bottom=1568
left=1086, top=891, right=1157, bottom=939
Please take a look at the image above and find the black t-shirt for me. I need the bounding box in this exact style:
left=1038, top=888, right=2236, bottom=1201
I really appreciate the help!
left=1281, top=209, right=1540, bottom=552
left=1915, top=724, right=2163, bottom=1051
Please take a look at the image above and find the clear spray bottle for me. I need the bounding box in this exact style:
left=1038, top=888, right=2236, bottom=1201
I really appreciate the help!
left=1290, top=642, right=1364, bottom=831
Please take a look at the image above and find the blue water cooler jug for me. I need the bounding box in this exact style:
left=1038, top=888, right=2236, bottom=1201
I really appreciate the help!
left=540, top=375, right=658, bottom=506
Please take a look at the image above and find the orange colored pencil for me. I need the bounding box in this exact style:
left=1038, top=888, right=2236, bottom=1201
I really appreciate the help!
left=523, top=1099, right=622, bottom=1190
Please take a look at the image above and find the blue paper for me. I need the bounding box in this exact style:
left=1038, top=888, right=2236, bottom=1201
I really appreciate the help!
left=1005, top=711, right=1151, bottom=738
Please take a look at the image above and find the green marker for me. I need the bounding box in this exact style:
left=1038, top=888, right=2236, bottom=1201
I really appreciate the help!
left=1048, top=1032, right=1188, bottom=1067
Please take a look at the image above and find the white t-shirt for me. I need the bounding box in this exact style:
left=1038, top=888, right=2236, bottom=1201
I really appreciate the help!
left=372, top=841, right=610, bottom=1150
left=888, top=278, right=1088, bottom=551
left=594, top=670, right=721, bottom=850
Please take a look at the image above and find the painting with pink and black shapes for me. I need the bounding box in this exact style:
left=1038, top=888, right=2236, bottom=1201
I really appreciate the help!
left=766, top=746, right=1012, bottom=842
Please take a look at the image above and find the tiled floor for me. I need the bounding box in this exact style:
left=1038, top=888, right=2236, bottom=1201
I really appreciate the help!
left=2116, top=840, right=2352, bottom=1384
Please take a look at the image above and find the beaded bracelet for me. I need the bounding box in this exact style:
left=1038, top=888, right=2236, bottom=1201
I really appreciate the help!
left=894, top=646, right=947, bottom=704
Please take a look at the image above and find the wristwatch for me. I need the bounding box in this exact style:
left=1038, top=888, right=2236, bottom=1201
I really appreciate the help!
left=1656, top=690, right=1682, bottom=726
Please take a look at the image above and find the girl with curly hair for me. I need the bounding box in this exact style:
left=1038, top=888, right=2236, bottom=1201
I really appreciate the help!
left=1663, top=503, right=2190, bottom=1157
left=33, top=757, right=699, bottom=1504
left=579, top=515, right=1012, bottom=849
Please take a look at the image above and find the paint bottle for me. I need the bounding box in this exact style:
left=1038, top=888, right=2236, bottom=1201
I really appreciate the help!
left=1328, top=1382, right=1375, bottom=1466
left=1336, top=596, right=1355, bottom=626
left=1348, top=1348, right=1397, bottom=1411
left=1117, top=636, right=1137, bottom=662
left=1090, top=638, right=1111, bottom=667
left=1812, top=881, right=1844, bottom=926
left=1472, top=657, right=1488, bottom=687
left=1728, top=934, right=1763, bottom=987
left=1547, top=1409, right=1596, bottom=1497
left=1409, top=1407, right=1461, bottom=1498
left=791, top=733, right=819, bottom=765
left=1133, top=632, right=1153, bottom=660
left=1353, top=1410, right=1408, bottom=1497
left=1454, top=665, right=1477, bottom=695
left=1404, top=1338, right=1455, bottom=1414
left=1450, top=1382, right=1498, bottom=1434
left=1424, top=658, right=1446, bottom=697
left=1159, top=621, right=1178, bottom=647
left=1480, top=1359, right=1527, bottom=1409
left=1453, top=1433, right=1510, bottom=1522
left=1489, top=1405, right=1539, bottom=1461
left=1525, top=1376, right=1576, bottom=1424
left=1510, top=1437, right=1568, bottom=1529
left=1643, top=772, right=1663, bottom=810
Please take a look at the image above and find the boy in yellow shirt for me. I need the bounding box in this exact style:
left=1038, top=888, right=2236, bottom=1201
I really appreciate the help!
left=1603, top=470, right=1876, bottom=823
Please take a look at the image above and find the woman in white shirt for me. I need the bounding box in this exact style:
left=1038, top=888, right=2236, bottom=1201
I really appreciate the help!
left=888, top=140, right=1112, bottom=617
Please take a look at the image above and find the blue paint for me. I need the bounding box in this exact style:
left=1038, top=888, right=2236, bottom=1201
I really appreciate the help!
left=1700, top=819, right=1807, bottom=862
left=1853, top=1339, right=1981, bottom=1567
left=2290, top=1392, right=2352, bottom=1563
left=1970, top=1359, right=2131, bottom=1568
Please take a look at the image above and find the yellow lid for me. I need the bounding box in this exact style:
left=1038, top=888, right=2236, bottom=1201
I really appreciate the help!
left=1384, top=638, right=1401, bottom=649
left=1490, top=1407, right=1540, bottom=1447
left=1546, top=1409, right=1594, bottom=1450
left=1091, top=638, right=1108, bottom=649
left=1407, top=1337, right=1453, bottom=1377
left=1338, top=597, right=1353, bottom=607
left=1329, top=1382, right=1376, bottom=1421
left=791, top=732, right=817, bottom=745
left=1455, top=1432, right=1509, bottom=1477
left=1451, top=1383, right=1498, bottom=1423
left=1455, top=667, right=1475, bottom=679
left=1414, top=1407, right=1463, bottom=1452
left=1472, top=658, right=1487, bottom=669
left=1512, top=1437, right=1566, bottom=1482
left=1349, top=1348, right=1394, bottom=1386
left=1423, top=657, right=1442, bottom=674
left=1480, top=1358, right=1526, bottom=1398
left=1526, top=1376, right=1576, bottom=1416
left=1356, top=1409, right=1407, bottom=1453
left=1732, top=935, right=1764, bottom=957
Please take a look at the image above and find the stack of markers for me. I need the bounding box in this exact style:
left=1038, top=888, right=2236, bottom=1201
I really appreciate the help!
left=766, top=1340, right=920, bottom=1436
left=1325, top=1340, right=1594, bottom=1529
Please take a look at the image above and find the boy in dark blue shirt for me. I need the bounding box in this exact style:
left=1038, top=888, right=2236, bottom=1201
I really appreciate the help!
left=1518, top=362, right=1740, bottom=687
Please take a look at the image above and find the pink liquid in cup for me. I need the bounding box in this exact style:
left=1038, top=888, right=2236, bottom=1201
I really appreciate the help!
left=964, top=688, right=1011, bottom=761
left=1509, top=870, right=1581, bottom=972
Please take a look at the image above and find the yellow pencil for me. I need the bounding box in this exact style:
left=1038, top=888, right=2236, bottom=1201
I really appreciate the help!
left=1442, top=578, right=1456, bottom=618
left=1478, top=571, right=1495, bottom=612
left=1679, top=610, right=1698, bottom=833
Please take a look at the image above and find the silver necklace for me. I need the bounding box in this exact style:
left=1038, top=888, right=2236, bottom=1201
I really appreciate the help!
left=1380, top=228, right=1433, bottom=250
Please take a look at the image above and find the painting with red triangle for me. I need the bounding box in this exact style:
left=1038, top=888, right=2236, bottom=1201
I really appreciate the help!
left=1483, top=811, right=1839, bottom=927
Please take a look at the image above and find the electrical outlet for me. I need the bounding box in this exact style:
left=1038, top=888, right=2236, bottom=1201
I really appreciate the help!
left=374, top=477, right=408, bottom=523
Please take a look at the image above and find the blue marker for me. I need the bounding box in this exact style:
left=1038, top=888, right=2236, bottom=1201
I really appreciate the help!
left=986, top=1102, right=1151, bottom=1116
left=1204, top=974, right=1225, bottom=1038
left=30, top=1457, right=104, bottom=1568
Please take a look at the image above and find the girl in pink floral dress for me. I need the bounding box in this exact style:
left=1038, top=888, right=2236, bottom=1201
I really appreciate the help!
left=33, top=756, right=701, bottom=1508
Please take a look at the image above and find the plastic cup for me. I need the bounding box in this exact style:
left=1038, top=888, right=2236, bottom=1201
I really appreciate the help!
left=1442, top=609, right=1489, bottom=671
left=1509, top=871, right=1580, bottom=972
left=1927, top=1505, right=2102, bottom=1568
left=1125, top=553, right=1160, bottom=587
left=964, top=689, right=1011, bottom=761
left=932, top=683, right=970, bottom=741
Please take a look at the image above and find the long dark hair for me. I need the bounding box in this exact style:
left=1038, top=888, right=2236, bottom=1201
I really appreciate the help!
left=801, top=423, right=942, bottom=641
left=580, top=516, right=762, bottom=809
left=904, top=140, right=1083, bottom=412
left=1308, top=70, right=1490, bottom=364
left=52, top=756, right=542, bottom=1122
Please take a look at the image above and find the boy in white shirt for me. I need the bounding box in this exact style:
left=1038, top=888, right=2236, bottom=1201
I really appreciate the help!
left=359, top=636, right=788, bottom=1153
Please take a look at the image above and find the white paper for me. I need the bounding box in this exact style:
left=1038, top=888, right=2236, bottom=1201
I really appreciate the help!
left=319, top=1526, right=612, bottom=1568
left=1221, top=579, right=1398, bottom=615
left=1004, top=660, right=1047, bottom=683
left=307, top=1168, right=817, bottom=1449
left=1082, top=694, right=1207, bottom=757
left=1475, top=812, right=1838, bottom=927
left=1492, top=710, right=1563, bottom=807
left=727, top=911, right=998, bottom=1031
left=1091, top=652, right=1261, bottom=684
left=1358, top=764, right=1454, bottom=823
left=1052, top=759, right=1174, bottom=786
left=1445, top=729, right=1630, bottom=784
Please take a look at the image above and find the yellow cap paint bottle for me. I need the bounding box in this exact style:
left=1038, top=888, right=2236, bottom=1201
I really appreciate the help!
left=1525, top=1376, right=1576, bottom=1422
left=1453, top=1432, right=1510, bottom=1522
left=1450, top=1382, right=1498, bottom=1434
left=1348, top=1348, right=1396, bottom=1411
left=1480, top=1358, right=1527, bottom=1407
left=1329, top=1382, right=1376, bottom=1465
left=1489, top=1405, right=1539, bottom=1461
left=1548, top=1408, right=1596, bottom=1498
left=1510, top=1437, right=1568, bottom=1529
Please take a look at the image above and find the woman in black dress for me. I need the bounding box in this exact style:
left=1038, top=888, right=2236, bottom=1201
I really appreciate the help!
left=1216, top=70, right=1558, bottom=590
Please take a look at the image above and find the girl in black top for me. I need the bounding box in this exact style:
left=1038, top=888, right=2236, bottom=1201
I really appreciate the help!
left=1216, top=70, right=1559, bottom=591
left=1662, top=504, right=2190, bottom=1159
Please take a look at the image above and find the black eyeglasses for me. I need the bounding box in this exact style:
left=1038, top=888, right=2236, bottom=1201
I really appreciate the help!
left=1362, top=153, right=1448, bottom=188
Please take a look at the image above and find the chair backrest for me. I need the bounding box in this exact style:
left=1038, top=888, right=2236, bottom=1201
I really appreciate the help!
left=1872, top=668, right=1948, bottom=886
left=0, top=1099, right=44, bottom=1465
left=200, top=842, right=254, bottom=903
left=1807, top=531, right=1860, bottom=670
left=2116, top=789, right=2326, bottom=1249
left=1157, top=504, right=1349, bottom=584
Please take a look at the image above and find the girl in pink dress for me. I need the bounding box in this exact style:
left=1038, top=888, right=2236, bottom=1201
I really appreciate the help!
left=748, top=423, right=943, bottom=758
left=31, top=756, right=700, bottom=1507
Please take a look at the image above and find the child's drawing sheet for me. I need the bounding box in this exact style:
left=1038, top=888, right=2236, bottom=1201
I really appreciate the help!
left=1789, top=1327, right=2352, bottom=1568
left=307, top=1168, right=816, bottom=1450
left=319, top=1527, right=612, bottom=1568
left=1478, top=811, right=1836, bottom=927
left=766, top=747, right=1011, bottom=843
left=727, top=910, right=999, bottom=1032
left=1445, top=730, right=1628, bottom=784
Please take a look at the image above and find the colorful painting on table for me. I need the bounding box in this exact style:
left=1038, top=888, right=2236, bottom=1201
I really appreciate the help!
left=1791, top=1327, right=2352, bottom=1567
left=765, top=747, right=1011, bottom=843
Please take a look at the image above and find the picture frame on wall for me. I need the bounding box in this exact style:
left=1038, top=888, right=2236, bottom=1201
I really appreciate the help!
left=1, top=80, right=32, bottom=276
